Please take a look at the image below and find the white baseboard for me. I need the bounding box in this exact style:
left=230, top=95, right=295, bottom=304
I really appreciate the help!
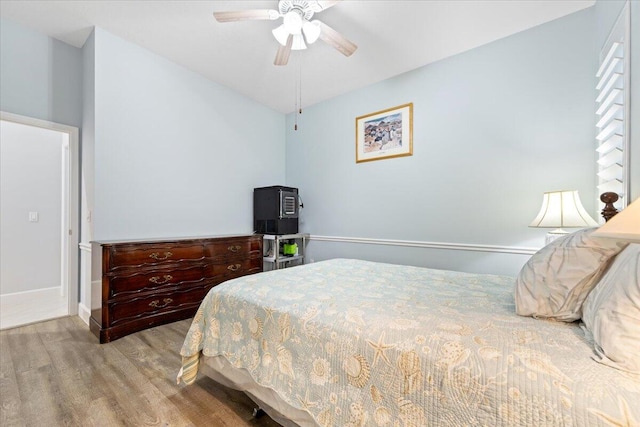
left=0, top=286, right=61, bottom=298
left=78, top=302, right=91, bottom=325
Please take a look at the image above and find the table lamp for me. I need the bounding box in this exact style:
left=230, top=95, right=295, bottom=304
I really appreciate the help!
left=530, top=190, right=598, bottom=244
left=592, top=197, right=640, bottom=242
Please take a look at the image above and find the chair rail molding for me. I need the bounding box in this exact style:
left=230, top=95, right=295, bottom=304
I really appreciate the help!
left=309, top=235, right=538, bottom=256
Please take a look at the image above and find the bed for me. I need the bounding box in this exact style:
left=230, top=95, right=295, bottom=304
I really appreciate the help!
left=177, top=201, right=640, bottom=426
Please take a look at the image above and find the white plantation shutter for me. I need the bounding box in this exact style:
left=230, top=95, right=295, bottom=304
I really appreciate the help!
left=596, top=4, right=630, bottom=209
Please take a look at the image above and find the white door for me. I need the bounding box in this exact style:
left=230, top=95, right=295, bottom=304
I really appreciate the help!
left=0, top=113, right=78, bottom=329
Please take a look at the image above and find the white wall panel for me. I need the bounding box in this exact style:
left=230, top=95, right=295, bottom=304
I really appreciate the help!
left=0, top=121, right=64, bottom=294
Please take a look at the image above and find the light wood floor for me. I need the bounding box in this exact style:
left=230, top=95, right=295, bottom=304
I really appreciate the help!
left=0, top=316, right=282, bottom=427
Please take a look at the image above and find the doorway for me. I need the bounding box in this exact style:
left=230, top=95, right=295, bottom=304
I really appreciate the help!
left=0, top=112, right=79, bottom=329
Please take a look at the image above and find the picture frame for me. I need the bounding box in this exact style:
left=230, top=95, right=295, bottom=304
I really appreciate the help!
left=355, top=102, right=413, bottom=163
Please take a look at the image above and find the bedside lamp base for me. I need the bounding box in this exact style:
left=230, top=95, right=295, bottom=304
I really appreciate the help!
left=545, top=229, right=569, bottom=245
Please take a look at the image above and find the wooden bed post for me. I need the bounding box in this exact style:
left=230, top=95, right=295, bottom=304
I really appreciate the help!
left=600, top=192, right=619, bottom=222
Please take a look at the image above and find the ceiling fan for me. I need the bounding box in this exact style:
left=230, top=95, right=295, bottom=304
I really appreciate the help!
left=213, top=0, right=357, bottom=66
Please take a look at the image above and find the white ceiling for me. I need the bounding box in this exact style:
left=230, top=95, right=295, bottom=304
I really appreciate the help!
left=0, top=0, right=594, bottom=114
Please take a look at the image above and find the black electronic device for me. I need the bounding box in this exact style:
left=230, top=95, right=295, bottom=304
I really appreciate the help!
left=253, top=186, right=299, bottom=235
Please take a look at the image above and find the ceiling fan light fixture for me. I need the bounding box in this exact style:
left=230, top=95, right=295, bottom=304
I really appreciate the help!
left=291, top=34, right=307, bottom=50
left=302, top=20, right=321, bottom=44
left=283, top=11, right=303, bottom=34
left=215, top=0, right=356, bottom=66
left=272, top=24, right=289, bottom=46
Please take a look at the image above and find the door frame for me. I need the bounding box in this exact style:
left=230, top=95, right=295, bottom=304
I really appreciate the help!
left=1, top=111, right=79, bottom=316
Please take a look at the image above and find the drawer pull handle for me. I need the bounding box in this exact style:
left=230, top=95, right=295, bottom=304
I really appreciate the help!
left=149, top=298, right=173, bottom=309
left=149, top=275, right=173, bottom=285
left=149, top=251, right=173, bottom=261
left=227, top=245, right=241, bottom=253
left=227, top=264, right=241, bottom=272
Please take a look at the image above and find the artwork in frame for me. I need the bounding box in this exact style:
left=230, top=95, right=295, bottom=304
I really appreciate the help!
left=355, top=103, right=413, bottom=163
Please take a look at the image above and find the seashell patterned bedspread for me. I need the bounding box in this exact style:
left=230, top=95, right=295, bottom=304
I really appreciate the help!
left=179, top=258, right=640, bottom=426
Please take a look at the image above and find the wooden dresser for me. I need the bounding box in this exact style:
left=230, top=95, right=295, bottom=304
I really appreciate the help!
left=90, top=234, right=262, bottom=343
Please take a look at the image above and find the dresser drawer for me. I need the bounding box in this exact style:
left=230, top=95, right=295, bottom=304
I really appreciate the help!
left=108, top=265, right=208, bottom=300
left=108, top=284, right=211, bottom=327
left=91, top=234, right=262, bottom=343
left=207, top=237, right=262, bottom=260
left=212, top=257, right=262, bottom=279
left=108, top=243, right=205, bottom=270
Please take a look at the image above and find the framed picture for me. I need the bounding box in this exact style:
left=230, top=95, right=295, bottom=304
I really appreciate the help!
left=355, top=103, right=413, bottom=163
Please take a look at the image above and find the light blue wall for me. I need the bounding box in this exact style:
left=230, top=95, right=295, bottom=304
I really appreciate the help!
left=286, top=8, right=597, bottom=276
left=79, top=30, right=96, bottom=310
left=0, top=19, right=82, bottom=128
left=91, top=28, right=285, bottom=240
left=81, top=30, right=95, bottom=243
left=595, top=0, right=626, bottom=44
left=3, top=3, right=632, bottom=277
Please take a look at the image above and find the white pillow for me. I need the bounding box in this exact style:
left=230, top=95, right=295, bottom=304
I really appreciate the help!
left=582, top=243, right=640, bottom=373
left=515, top=228, right=627, bottom=321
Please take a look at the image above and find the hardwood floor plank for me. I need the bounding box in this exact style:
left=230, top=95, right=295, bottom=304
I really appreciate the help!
left=15, top=365, right=81, bottom=426
left=85, top=396, right=131, bottom=427
left=0, top=373, right=24, bottom=427
left=40, top=332, right=98, bottom=374
left=5, top=324, right=51, bottom=374
left=168, top=379, right=228, bottom=425
left=33, top=316, right=75, bottom=343
left=0, top=332, right=25, bottom=427
left=0, top=316, right=283, bottom=426
left=112, top=320, right=192, bottom=391
left=65, top=316, right=103, bottom=346
left=136, top=387, right=193, bottom=426
left=93, top=346, right=165, bottom=425
left=51, top=367, right=96, bottom=416
left=112, top=334, right=181, bottom=399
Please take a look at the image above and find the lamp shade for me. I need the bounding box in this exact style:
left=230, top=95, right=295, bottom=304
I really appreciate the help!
left=592, top=197, right=640, bottom=242
left=530, top=190, right=598, bottom=228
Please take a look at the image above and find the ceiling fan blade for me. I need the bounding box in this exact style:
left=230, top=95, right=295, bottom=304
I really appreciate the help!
left=274, top=35, right=293, bottom=66
left=213, top=9, right=279, bottom=22
left=316, top=20, right=357, bottom=57
left=308, top=1, right=342, bottom=13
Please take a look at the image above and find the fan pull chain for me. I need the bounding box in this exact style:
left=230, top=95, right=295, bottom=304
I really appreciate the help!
left=298, top=57, right=303, bottom=115
left=294, top=55, right=302, bottom=131
left=294, top=93, right=298, bottom=131
left=293, top=54, right=297, bottom=130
